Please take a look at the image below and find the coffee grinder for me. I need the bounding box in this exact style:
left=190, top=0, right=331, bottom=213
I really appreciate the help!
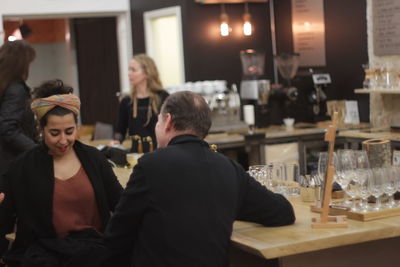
left=239, top=49, right=270, bottom=128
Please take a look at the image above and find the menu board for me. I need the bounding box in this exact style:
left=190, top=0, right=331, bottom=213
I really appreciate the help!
left=373, top=0, right=400, bottom=56
left=292, top=0, right=326, bottom=66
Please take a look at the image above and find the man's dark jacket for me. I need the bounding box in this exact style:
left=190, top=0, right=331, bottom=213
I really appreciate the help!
left=105, top=135, right=295, bottom=267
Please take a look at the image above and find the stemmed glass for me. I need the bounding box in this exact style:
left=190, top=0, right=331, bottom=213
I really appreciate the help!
left=369, top=168, right=385, bottom=211
left=318, top=152, right=339, bottom=183
left=358, top=169, right=372, bottom=212
left=344, top=150, right=371, bottom=210
left=354, top=150, right=370, bottom=169
left=383, top=167, right=398, bottom=208
left=337, top=149, right=357, bottom=206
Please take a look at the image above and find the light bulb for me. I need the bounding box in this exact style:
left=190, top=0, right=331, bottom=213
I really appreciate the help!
left=220, top=12, right=229, bottom=36
left=220, top=22, right=229, bottom=36
left=243, top=21, right=252, bottom=36
left=243, top=8, right=252, bottom=36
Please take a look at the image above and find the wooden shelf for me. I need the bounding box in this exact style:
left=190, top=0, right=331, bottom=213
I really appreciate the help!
left=354, top=88, right=400, bottom=94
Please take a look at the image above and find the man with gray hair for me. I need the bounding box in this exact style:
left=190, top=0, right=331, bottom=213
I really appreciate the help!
left=104, top=91, right=295, bottom=267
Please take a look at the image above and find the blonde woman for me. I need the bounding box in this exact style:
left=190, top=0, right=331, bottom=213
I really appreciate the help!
left=113, top=54, right=169, bottom=153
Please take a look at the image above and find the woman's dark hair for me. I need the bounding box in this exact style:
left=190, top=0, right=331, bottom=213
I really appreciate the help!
left=0, top=40, right=36, bottom=95
left=33, top=79, right=77, bottom=127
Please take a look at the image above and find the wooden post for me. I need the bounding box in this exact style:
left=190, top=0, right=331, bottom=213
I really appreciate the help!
left=311, top=112, right=348, bottom=228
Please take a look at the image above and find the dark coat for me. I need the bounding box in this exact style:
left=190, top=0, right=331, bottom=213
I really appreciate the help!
left=104, top=135, right=295, bottom=267
left=0, top=141, right=123, bottom=259
left=0, top=81, right=37, bottom=176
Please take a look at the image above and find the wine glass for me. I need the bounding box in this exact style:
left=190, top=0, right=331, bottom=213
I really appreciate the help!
left=383, top=166, right=398, bottom=208
left=358, top=169, right=372, bottom=212
left=369, top=168, right=385, bottom=211
left=354, top=150, right=370, bottom=169
left=337, top=149, right=357, bottom=205
left=345, top=175, right=361, bottom=211
left=318, top=152, right=339, bottom=182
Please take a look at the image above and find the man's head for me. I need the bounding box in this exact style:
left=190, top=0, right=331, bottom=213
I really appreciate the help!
left=155, top=91, right=212, bottom=148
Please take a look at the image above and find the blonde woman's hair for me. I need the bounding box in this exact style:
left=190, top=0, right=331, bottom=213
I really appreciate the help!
left=130, top=54, right=164, bottom=125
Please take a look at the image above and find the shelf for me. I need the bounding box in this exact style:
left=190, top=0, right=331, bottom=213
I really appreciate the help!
left=354, top=88, right=400, bottom=94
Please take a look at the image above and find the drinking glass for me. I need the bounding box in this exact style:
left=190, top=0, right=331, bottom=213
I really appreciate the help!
left=369, top=168, right=385, bottom=211
left=354, top=150, right=370, bottom=169
left=267, top=162, right=287, bottom=194
left=384, top=166, right=398, bottom=208
left=345, top=176, right=360, bottom=211
left=337, top=150, right=358, bottom=205
left=358, top=169, right=372, bottom=212
left=248, top=165, right=267, bottom=187
left=286, top=163, right=300, bottom=196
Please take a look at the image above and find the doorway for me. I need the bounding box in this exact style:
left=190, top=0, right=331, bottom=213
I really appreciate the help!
left=3, top=17, right=122, bottom=125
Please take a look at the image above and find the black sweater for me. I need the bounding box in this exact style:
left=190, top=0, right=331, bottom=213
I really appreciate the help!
left=114, top=91, right=169, bottom=150
left=0, top=81, right=38, bottom=176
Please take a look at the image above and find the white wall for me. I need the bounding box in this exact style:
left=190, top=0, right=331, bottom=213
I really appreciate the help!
left=0, top=0, right=133, bottom=94
left=1, top=0, right=129, bottom=17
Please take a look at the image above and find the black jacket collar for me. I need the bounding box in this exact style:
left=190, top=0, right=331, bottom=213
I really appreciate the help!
left=168, top=134, right=209, bottom=147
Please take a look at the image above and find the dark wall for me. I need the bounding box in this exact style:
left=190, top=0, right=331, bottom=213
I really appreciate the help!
left=273, top=0, right=368, bottom=122
left=74, top=17, right=120, bottom=125
left=130, top=0, right=369, bottom=122
left=131, top=0, right=273, bottom=88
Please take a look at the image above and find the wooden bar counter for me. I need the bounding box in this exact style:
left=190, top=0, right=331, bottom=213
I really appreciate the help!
left=229, top=196, right=400, bottom=267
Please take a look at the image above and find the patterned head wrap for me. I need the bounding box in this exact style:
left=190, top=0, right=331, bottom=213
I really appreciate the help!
left=31, top=94, right=81, bottom=120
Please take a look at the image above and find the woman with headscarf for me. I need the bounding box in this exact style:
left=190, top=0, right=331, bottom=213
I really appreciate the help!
left=113, top=54, right=169, bottom=153
left=0, top=80, right=123, bottom=267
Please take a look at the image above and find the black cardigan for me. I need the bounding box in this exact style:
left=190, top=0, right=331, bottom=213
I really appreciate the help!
left=0, top=141, right=123, bottom=256
left=0, top=80, right=38, bottom=176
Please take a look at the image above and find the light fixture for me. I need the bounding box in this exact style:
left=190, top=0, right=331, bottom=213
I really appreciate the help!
left=243, top=2, right=252, bottom=36
left=220, top=4, right=230, bottom=37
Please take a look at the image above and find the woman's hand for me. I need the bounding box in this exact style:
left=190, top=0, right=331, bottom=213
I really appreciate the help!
left=0, top=193, right=4, bottom=204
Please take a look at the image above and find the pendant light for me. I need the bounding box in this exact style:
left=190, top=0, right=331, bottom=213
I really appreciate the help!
left=243, top=2, right=252, bottom=36
left=220, top=4, right=230, bottom=37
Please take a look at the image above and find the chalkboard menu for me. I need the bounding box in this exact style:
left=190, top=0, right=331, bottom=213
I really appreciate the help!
left=373, top=0, right=400, bottom=56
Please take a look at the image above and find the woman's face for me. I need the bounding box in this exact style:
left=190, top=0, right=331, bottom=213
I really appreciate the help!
left=42, top=113, right=77, bottom=158
left=128, top=59, right=147, bottom=87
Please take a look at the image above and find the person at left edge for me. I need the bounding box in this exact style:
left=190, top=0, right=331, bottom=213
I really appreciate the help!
left=0, top=40, right=38, bottom=263
left=0, top=80, right=123, bottom=267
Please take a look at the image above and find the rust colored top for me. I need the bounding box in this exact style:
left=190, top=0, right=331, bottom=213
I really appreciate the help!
left=53, top=166, right=102, bottom=237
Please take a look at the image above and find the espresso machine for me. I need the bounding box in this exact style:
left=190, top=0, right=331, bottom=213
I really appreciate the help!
left=239, top=49, right=271, bottom=128
left=200, top=81, right=247, bottom=133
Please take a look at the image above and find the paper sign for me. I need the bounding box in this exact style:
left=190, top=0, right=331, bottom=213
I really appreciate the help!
left=292, top=0, right=326, bottom=66
left=344, top=101, right=360, bottom=124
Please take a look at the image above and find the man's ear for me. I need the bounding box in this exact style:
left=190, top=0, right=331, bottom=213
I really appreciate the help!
left=164, top=113, right=173, bottom=131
